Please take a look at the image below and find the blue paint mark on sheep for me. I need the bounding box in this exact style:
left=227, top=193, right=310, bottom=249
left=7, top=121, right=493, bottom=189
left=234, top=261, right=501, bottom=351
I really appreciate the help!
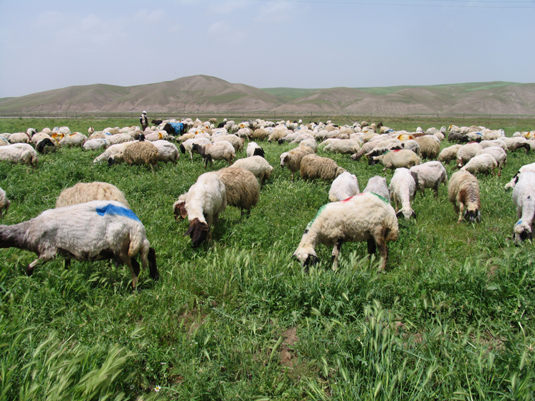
left=169, top=122, right=184, bottom=135
left=516, top=220, right=523, bottom=226
left=96, top=204, right=140, bottom=222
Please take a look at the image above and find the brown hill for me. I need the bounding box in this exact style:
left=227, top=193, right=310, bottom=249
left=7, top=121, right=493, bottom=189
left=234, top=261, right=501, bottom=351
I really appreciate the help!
left=0, top=75, right=534, bottom=116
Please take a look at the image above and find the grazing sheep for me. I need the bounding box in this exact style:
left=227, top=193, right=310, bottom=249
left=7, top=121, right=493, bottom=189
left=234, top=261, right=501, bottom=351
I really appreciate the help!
left=438, top=144, right=462, bottom=165
left=194, top=141, right=235, bottom=169
left=322, top=139, right=361, bottom=155
left=293, top=192, right=399, bottom=271
left=59, top=132, right=87, bottom=148
left=251, top=128, right=269, bottom=141
left=448, top=170, right=481, bottom=223
left=328, top=172, right=360, bottom=202
left=372, top=149, right=421, bottom=171
left=280, top=146, right=315, bottom=180
left=512, top=172, right=535, bottom=243
left=475, top=146, right=507, bottom=176
left=176, top=172, right=227, bottom=247
left=56, top=182, right=130, bottom=209
left=460, top=153, right=498, bottom=176
left=180, top=138, right=211, bottom=161
left=31, top=132, right=51, bottom=145
left=400, top=139, right=421, bottom=156
left=119, top=141, right=159, bottom=166
left=500, top=137, right=530, bottom=153
left=162, top=122, right=185, bottom=137
left=505, top=163, right=535, bottom=190
left=0, top=187, right=10, bottom=219
left=83, top=138, right=108, bottom=151
left=299, top=139, right=318, bottom=153
left=105, top=133, right=133, bottom=145
left=456, top=142, right=483, bottom=167
left=8, top=132, right=31, bottom=144
left=230, top=156, right=274, bottom=187
left=36, top=138, right=57, bottom=154
left=300, top=154, right=346, bottom=181
left=215, top=167, right=260, bottom=217
left=409, top=161, right=448, bottom=197
left=414, top=136, right=440, bottom=159
left=0, top=143, right=38, bottom=166
left=389, top=168, right=417, bottom=219
left=0, top=200, right=159, bottom=290
left=151, top=140, right=180, bottom=164
left=363, top=176, right=390, bottom=202
left=93, top=142, right=135, bottom=164
left=246, top=141, right=265, bottom=158
left=213, top=135, right=244, bottom=153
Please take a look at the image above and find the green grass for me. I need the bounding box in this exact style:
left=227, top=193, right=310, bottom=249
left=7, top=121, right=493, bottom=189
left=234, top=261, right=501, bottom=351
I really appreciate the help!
left=0, top=117, right=535, bottom=399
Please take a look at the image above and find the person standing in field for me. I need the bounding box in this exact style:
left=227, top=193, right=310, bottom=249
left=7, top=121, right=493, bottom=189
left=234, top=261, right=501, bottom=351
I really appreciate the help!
left=140, top=111, right=149, bottom=132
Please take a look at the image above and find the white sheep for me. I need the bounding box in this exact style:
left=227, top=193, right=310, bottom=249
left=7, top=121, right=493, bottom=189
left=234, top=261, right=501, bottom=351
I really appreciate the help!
left=363, top=176, right=390, bottom=201
left=56, top=182, right=130, bottom=209
left=460, top=153, right=498, bottom=175
left=8, top=132, right=31, bottom=144
left=372, top=149, right=421, bottom=171
left=213, top=135, right=244, bottom=153
left=448, top=170, right=481, bottom=223
left=328, top=172, right=360, bottom=202
left=0, top=143, right=38, bottom=166
left=93, top=142, right=135, bottom=164
left=409, top=161, right=448, bottom=197
left=438, top=144, right=462, bottom=165
left=0, top=187, right=10, bottom=218
left=389, top=168, right=416, bottom=219
left=322, top=139, right=361, bottom=154
left=0, top=200, right=159, bottom=290
left=59, top=132, right=87, bottom=148
left=456, top=142, right=483, bottom=167
left=246, top=141, right=265, bottom=158
left=194, top=141, right=235, bottom=169
left=293, top=192, right=399, bottom=271
left=512, top=171, right=535, bottom=243
left=180, top=138, right=211, bottom=161
left=475, top=146, right=506, bottom=176
left=83, top=138, right=108, bottom=151
left=505, top=163, right=535, bottom=190
left=152, top=140, right=180, bottom=164
left=230, top=156, right=274, bottom=187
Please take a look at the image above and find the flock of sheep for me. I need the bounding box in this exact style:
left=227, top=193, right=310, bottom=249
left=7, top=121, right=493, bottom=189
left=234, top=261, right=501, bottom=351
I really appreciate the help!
left=1, top=117, right=535, bottom=288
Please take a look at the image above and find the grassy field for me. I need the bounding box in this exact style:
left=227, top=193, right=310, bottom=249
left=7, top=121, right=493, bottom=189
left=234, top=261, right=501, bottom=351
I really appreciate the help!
left=1, top=117, right=535, bottom=400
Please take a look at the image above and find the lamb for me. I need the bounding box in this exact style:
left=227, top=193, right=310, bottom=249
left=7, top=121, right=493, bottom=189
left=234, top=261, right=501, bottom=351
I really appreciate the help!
left=193, top=141, right=235, bottom=169
left=174, top=172, right=227, bottom=247
left=409, top=161, right=448, bottom=197
left=475, top=146, right=507, bottom=176
left=0, top=187, right=10, bottom=218
left=293, top=192, right=399, bottom=271
left=389, top=168, right=417, bottom=219
left=299, top=154, right=346, bottom=181
left=328, top=172, right=360, bottom=202
left=460, top=154, right=498, bottom=175
left=151, top=140, right=180, bottom=164
left=438, top=144, right=462, bottom=165
left=230, top=156, right=274, bottom=187
left=512, top=172, right=535, bottom=243
left=322, top=139, right=361, bottom=154
left=59, top=132, right=87, bottom=148
left=213, top=135, right=244, bottom=153
left=0, top=200, right=159, bottom=290
left=456, top=142, right=483, bottom=167
left=215, top=167, right=260, bottom=217
left=363, top=176, right=390, bottom=201
left=505, top=163, right=535, bottom=190
left=0, top=143, right=38, bottom=166
left=179, top=138, right=211, bottom=161
left=119, top=141, right=159, bottom=166
left=448, top=170, right=481, bottom=223
left=280, top=145, right=315, bottom=180
left=372, top=149, right=421, bottom=171
left=56, top=182, right=130, bottom=209
left=414, top=136, right=440, bottom=159
left=246, top=141, right=265, bottom=158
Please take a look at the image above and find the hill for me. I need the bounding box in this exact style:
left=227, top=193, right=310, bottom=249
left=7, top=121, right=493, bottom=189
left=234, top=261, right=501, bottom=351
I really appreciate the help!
left=0, top=75, right=534, bottom=116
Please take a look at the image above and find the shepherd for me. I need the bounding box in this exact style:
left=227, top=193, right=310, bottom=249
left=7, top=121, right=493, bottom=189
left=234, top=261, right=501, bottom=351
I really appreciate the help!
left=140, top=111, right=149, bottom=132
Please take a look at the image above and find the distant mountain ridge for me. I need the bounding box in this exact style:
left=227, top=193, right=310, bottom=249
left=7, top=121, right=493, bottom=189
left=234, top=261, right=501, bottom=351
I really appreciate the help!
left=1, top=75, right=534, bottom=116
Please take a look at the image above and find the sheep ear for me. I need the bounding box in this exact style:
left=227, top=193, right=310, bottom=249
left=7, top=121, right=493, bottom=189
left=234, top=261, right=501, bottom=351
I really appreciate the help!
left=411, top=211, right=417, bottom=219
left=304, top=254, right=318, bottom=267
left=396, top=210, right=404, bottom=219
left=514, top=175, right=520, bottom=184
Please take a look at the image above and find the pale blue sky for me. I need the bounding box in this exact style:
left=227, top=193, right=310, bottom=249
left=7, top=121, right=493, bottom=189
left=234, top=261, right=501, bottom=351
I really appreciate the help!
left=1, top=0, right=534, bottom=98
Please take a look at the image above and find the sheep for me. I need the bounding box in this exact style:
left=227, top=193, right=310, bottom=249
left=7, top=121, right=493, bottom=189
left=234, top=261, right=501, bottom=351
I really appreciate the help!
left=83, top=138, right=108, bottom=151
left=456, top=142, right=483, bottom=167
left=363, top=176, right=390, bottom=201
left=475, top=146, right=507, bottom=176
left=372, top=149, right=421, bottom=171
left=0, top=143, right=38, bottom=166
left=212, top=135, right=244, bottom=153
left=460, top=154, right=498, bottom=176
left=246, top=141, right=265, bottom=158
left=151, top=140, right=179, bottom=164
left=322, top=139, right=361, bottom=155
left=409, top=161, right=448, bottom=197
left=505, top=163, right=535, bottom=190
left=175, top=172, right=227, bottom=247
left=8, top=132, right=31, bottom=144
left=106, top=133, right=134, bottom=145
left=194, top=141, right=235, bottom=169
left=144, top=130, right=170, bottom=142
left=36, top=138, right=57, bottom=154
left=448, top=170, right=481, bottom=223
left=251, top=128, right=269, bottom=141
left=389, top=168, right=417, bottom=219
left=93, top=142, right=135, bottom=164
left=512, top=172, right=535, bottom=243
left=215, top=167, right=260, bottom=217
left=230, top=156, right=274, bottom=187
left=400, top=139, right=421, bottom=156
left=328, top=172, right=360, bottom=202
left=299, top=139, right=317, bottom=153
left=0, top=200, right=159, bottom=290
left=162, top=122, right=185, bottom=137
left=59, top=132, right=87, bottom=148
left=56, top=182, right=130, bottom=209
left=438, top=144, right=462, bottom=165
left=31, top=132, right=51, bottom=145
left=414, top=136, right=440, bottom=159
left=0, top=187, right=10, bottom=219
left=280, top=145, right=315, bottom=180
left=500, top=137, right=530, bottom=153
left=292, top=192, right=399, bottom=271
left=179, top=138, right=211, bottom=161
left=116, top=141, right=159, bottom=167
left=300, top=154, right=346, bottom=181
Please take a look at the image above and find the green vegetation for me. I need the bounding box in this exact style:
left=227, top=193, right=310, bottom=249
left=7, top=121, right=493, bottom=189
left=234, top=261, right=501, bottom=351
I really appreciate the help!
left=261, top=88, right=319, bottom=102
left=0, top=117, right=534, bottom=399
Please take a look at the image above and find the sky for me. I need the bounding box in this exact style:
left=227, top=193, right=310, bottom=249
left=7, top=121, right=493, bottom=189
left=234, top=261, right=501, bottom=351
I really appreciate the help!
left=0, top=0, right=534, bottom=98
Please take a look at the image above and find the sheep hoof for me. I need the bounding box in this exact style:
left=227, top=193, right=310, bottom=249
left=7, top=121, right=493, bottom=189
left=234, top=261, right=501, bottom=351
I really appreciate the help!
left=26, top=266, right=34, bottom=276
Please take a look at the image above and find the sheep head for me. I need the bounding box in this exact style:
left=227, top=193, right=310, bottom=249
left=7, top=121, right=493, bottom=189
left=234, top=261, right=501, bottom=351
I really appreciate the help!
left=173, top=199, right=188, bottom=221
left=463, top=208, right=481, bottom=223
left=514, top=220, right=532, bottom=244
left=184, top=218, right=209, bottom=248
left=293, top=244, right=318, bottom=267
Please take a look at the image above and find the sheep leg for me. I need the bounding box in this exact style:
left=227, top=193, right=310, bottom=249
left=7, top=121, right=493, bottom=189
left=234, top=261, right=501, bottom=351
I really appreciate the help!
left=64, top=259, right=71, bottom=269
left=331, top=240, right=343, bottom=271
left=121, top=255, right=139, bottom=291
left=148, top=247, right=159, bottom=281
left=367, top=238, right=377, bottom=255
left=457, top=202, right=465, bottom=224
left=376, top=238, right=388, bottom=271
left=26, top=258, right=42, bottom=276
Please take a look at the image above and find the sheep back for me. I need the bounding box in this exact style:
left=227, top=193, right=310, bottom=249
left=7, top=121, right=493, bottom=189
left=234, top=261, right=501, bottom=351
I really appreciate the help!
left=216, top=168, right=260, bottom=211
left=56, top=182, right=130, bottom=209
left=123, top=141, right=159, bottom=166
left=300, top=154, right=346, bottom=181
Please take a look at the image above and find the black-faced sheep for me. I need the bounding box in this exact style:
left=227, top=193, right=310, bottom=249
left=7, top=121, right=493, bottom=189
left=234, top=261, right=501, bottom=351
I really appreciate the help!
left=299, top=154, right=346, bottom=181
left=36, top=138, right=57, bottom=154
left=0, top=201, right=159, bottom=290
left=448, top=170, right=481, bottom=223
left=246, top=142, right=265, bottom=158
left=56, top=182, right=130, bottom=209
left=293, top=192, right=399, bottom=271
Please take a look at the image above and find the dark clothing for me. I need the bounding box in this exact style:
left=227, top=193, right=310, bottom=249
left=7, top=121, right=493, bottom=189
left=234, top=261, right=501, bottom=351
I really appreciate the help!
left=140, top=114, right=148, bottom=131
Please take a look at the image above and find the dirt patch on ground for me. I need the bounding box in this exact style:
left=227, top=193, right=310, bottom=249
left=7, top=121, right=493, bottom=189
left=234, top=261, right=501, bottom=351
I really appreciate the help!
left=280, top=327, right=299, bottom=368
